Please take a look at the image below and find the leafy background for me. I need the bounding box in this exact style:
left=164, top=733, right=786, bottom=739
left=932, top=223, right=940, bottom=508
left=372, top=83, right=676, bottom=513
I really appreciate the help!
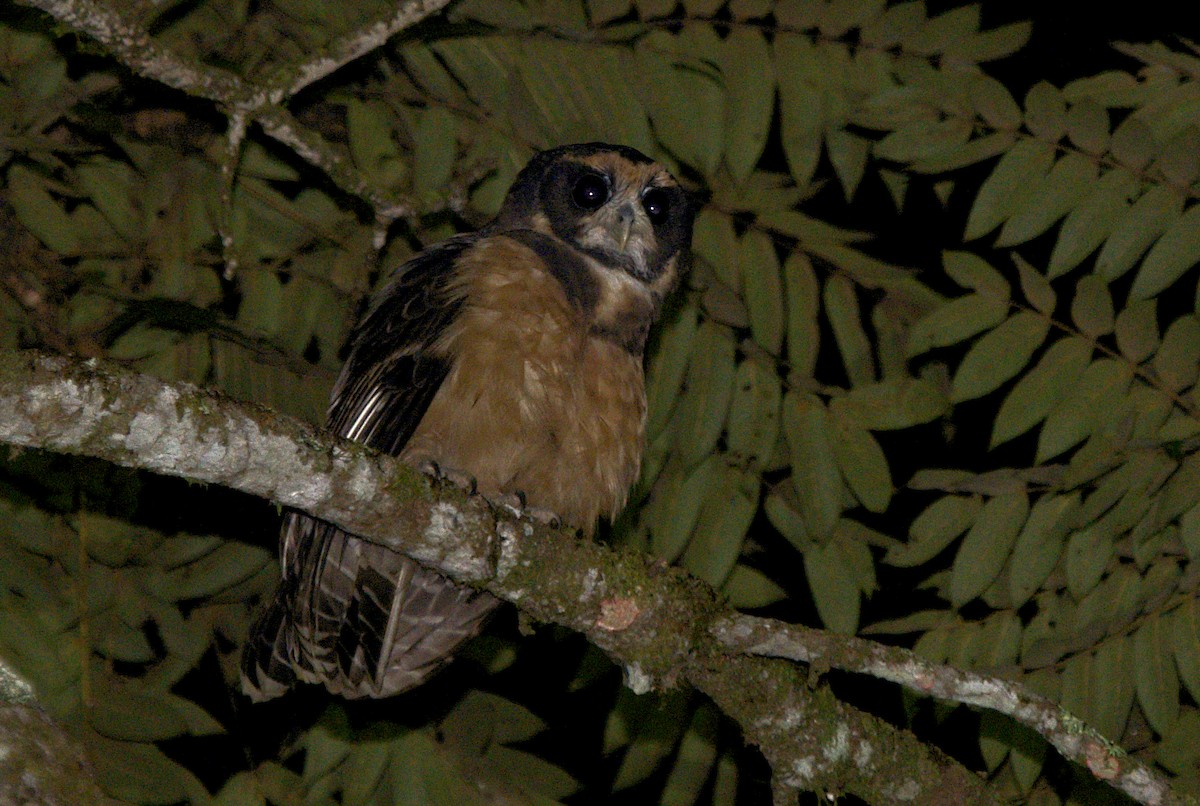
left=2, top=0, right=1200, bottom=803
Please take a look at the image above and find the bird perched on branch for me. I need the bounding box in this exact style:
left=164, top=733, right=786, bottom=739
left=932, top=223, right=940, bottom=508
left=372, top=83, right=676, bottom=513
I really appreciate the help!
left=241, top=143, right=694, bottom=700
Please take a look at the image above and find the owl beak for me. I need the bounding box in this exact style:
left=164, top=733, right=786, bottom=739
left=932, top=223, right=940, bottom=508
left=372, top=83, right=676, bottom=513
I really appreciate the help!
left=612, top=204, right=635, bottom=250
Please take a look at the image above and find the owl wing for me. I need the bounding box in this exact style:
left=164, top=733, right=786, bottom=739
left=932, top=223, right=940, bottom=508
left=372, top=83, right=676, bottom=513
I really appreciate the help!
left=241, top=234, right=499, bottom=701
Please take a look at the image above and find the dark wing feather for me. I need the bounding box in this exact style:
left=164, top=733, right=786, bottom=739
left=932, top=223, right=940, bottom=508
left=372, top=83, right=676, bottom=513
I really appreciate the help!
left=325, top=236, right=472, bottom=450
left=242, top=234, right=498, bottom=700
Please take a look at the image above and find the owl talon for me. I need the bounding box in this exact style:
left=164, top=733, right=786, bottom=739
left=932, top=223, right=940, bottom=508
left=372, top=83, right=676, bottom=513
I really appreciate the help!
left=485, top=491, right=525, bottom=518
left=484, top=490, right=561, bottom=528
left=525, top=506, right=561, bottom=529
left=418, top=460, right=477, bottom=495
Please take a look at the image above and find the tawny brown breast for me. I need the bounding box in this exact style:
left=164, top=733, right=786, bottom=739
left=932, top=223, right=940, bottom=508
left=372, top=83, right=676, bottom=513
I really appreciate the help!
left=400, top=235, right=647, bottom=534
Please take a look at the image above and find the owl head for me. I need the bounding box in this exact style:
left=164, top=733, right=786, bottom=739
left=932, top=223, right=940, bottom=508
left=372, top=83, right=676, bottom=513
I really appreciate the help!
left=495, top=143, right=694, bottom=304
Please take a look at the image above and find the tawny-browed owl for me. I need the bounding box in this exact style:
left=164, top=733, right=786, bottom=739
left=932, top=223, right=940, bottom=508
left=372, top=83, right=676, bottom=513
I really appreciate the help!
left=241, top=143, right=694, bottom=700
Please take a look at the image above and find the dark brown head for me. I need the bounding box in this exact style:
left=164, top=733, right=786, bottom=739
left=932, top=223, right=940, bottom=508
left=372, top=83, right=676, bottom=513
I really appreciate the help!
left=495, top=143, right=694, bottom=306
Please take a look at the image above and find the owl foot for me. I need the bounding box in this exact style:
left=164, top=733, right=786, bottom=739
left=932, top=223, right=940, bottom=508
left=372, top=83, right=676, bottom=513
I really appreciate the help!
left=486, top=490, right=561, bottom=529
left=417, top=460, right=477, bottom=496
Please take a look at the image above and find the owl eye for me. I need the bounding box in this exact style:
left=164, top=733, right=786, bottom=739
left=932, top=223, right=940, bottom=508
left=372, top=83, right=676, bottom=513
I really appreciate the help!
left=642, top=188, right=670, bottom=225
left=572, top=173, right=610, bottom=210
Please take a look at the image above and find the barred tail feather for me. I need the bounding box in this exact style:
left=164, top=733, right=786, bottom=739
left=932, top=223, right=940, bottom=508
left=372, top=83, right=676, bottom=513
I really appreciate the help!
left=240, top=513, right=498, bottom=700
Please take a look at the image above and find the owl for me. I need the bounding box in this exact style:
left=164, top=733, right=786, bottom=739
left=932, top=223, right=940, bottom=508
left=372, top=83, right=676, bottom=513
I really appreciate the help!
left=241, top=143, right=694, bottom=700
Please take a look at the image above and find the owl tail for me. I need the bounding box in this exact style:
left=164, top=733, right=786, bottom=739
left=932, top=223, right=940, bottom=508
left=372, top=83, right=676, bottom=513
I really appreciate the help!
left=241, top=516, right=499, bottom=701
left=240, top=593, right=298, bottom=702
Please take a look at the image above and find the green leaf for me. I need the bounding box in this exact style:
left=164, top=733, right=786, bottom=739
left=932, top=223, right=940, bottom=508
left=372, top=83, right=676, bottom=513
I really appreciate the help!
left=740, top=229, right=785, bottom=354
left=1135, top=616, right=1180, bottom=736
left=725, top=355, right=782, bottom=468
left=237, top=269, right=284, bottom=336
left=722, top=28, right=774, bottom=183
left=824, top=275, right=874, bottom=386
left=588, top=0, right=632, bottom=25
left=827, top=130, right=871, bottom=200
left=7, top=163, right=81, bottom=255
left=724, top=0, right=772, bottom=18
left=909, top=4, right=979, bottom=53
left=76, top=158, right=140, bottom=241
left=660, top=702, right=720, bottom=806
left=944, top=250, right=1009, bottom=296
left=680, top=462, right=759, bottom=587
left=650, top=457, right=718, bottom=563
left=1013, top=254, right=1056, bottom=315
left=949, top=20, right=1031, bottom=63
left=830, top=407, right=891, bottom=513
left=996, top=153, right=1097, bottom=247
left=1047, top=168, right=1137, bottom=277
left=88, top=685, right=189, bottom=742
left=774, top=33, right=823, bottom=188
left=88, top=735, right=204, bottom=804
left=878, top=168, right=908, bottom=211
left=887, top=494, right=980, bottom=568
left=909, top=131, right=1017, bottom=175
left=611, top=691, right=691, bottom=790
left=1154, top=315, right=1200, bottom=391
left=1064, top=524, right=1114, bottom=600
left=1066, top=98, right=1110, bottom=153
left=646, top=304, right=699, bottom=437
left=1036, top=359, right=1134, bottom=463
left=345, top=99, right=404, bottom=187
left=1008, top=492, right=1079, bottom=607
left=971, top=75, right=1022, bottom=129
left=804, top=541, right=860, bottom=634
left=1110, top=114, right=1154, bottom=170
left=874, top=117, right=973, bottom=165
left=1157, top=710, right=1200, bottom=778
left=214, top=772, right=266, bottom=806
left=907, top=294, right=1008, bottom=357
left=951, top=311, right=1049, bottom=402
left=859, top=2, right=924, bottom=47
left=950, top=492, right=1029, bottom=607
left=412, top=106, right=456, bottom=201
left=636, top=30, right=724, bottom=175
left=1114, top=298, right=1159, bottom=363
left=831, top=377, right=947, bottom=430
left=992, top=336, right=1093, bottom=448
left=673, top=320, right=737, bottom=467
left=722, top=564, right=788, bottom=609
left=1069, top=274, right=1115, bottom=337
left=834, top=521, right=879, bottom=594
left=711, top=752, right=739, bottom=805
left=964, top=139, right=1056, bottom=240
left=1008, top=717, right=1048, bottom=793
left=151, top=541, right=270, bottom=600
left=1131, top=202, right=1200, bottom=299
left=765, top=485, right=811, bottom=553
left=783, top=392, right=842, bottom=541
left=1096, top=185, right=1184, bottom=282
left=1157, top=124, right=1200, bottom=186
left=784, top=252, right=820, bottom=378
left=692, top=208, right=741, bottom=291
left=1023, top=81, right=1066, bottom=140
left=1172, top=599, right=1200, bottom=705
left=819, top=0, right=885, bottom=35
left=1091, top=633, right=1135, bottom=742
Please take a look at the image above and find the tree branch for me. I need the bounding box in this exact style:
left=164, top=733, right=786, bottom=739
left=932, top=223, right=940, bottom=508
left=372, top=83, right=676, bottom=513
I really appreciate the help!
left=713, top=615, right=1184, bottom=806
left=20, top=0, right=450, bottom=223
left=0, top=348, right=1004, bottom=805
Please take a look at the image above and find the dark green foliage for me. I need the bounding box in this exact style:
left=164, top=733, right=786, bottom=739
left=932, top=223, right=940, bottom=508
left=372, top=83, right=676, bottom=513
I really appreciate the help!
left=3, top=1, right=1200, bottom=803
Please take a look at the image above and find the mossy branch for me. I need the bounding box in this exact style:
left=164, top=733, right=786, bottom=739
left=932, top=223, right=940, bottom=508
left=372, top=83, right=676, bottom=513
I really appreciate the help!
left=0, top=348, right=1006, bottom=805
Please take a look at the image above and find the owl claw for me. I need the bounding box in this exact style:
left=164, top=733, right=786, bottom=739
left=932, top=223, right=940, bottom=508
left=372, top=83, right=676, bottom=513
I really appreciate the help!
left=418, top=460, right=478, bottom=495
left=525, top=506, right=561, bottom=529
left=484, top=490, right=561, bottom=528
